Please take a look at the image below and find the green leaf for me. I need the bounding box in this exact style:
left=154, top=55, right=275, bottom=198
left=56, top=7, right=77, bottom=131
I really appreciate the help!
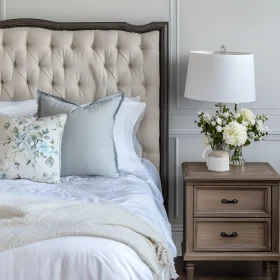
left=4, top=122, right=10, bottom=130
left=45, top=157, right=54, bottom=167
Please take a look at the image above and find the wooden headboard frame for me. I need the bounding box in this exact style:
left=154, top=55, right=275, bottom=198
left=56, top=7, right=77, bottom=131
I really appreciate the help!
left=0, top=18, right=169, bottom=211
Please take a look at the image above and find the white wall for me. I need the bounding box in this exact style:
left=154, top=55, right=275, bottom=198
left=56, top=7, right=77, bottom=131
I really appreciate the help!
left=4, top=0, right=280, bottom=255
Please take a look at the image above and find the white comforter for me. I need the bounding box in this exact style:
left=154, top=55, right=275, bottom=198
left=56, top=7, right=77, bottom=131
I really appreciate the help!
left=0, top=160, right=176, bottom=280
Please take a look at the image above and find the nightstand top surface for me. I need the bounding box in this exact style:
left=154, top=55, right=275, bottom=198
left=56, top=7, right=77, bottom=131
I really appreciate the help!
left=182, top=162, right=280, bottom=182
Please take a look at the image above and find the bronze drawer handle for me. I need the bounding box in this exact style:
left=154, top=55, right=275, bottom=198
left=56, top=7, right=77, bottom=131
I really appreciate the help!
left=220, top=232, right=238, bottom=238
left=221, top=199, right=238, bottom=204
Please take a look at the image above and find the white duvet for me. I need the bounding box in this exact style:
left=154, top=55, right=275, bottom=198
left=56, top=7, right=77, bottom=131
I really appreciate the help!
left=0, top=160, right=176, bottom=280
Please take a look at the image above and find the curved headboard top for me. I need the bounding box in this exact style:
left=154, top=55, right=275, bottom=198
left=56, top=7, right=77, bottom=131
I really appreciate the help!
left=0, top=19, right=169, bottom=208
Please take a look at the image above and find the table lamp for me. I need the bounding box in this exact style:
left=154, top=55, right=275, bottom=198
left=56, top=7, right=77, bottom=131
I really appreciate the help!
left=184, top=46, right=256, bottom=108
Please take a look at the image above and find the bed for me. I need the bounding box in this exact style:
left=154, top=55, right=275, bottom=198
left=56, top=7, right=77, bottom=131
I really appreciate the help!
left=0, top=19, right=175, bottom=280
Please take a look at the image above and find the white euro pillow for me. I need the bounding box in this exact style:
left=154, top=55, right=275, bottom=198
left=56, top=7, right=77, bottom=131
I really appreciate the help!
left=114, top=97, right=147, bottom=178
left=0, top=100, right=37, bottom=116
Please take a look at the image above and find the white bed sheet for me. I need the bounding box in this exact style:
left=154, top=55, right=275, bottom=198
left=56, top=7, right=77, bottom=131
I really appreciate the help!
left=0, top=161, right=176, bottom=280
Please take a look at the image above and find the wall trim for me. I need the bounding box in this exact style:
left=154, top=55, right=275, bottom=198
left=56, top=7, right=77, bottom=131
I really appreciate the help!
left=0, top=0, right=5, bottom=20
left=169, top=0, right=180, bottom=110
left=169, top=128, right=280, bottom=141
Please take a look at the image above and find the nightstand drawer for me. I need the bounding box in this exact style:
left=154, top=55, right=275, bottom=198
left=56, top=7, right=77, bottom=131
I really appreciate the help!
left=194, top=218, right=271, bottom=252
left=194, top=186, right=271, bottom=217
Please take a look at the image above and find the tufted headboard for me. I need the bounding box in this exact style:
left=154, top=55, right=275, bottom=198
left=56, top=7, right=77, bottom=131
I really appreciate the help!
left=0, top=19, right=169, bottom=209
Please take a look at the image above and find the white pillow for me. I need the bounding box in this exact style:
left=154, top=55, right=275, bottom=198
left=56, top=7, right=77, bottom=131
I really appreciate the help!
left=114, top=97, right=147, bottom=177
left=0, top=100, right=37, bottom=116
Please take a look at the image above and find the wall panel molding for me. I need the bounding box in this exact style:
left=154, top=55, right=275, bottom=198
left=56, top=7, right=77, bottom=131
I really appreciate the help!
left=169, top=128, right=280, bottom=141
left=0, top=0, right=6, bottom=20
left=169, top=0, right=180, bottom=109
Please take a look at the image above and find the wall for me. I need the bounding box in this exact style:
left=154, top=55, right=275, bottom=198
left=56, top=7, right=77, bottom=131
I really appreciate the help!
left=3, top=0, right=280, bottom=255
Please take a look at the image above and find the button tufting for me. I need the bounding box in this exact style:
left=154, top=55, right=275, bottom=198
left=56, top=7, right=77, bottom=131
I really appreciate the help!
left=38, top=62, right=41, bottom=67
left=78, top=81, right=81, bottom=86
left=14, top=62, right=17, bottom=67
left=70, top=45, right=74, bottom=49
left=63, top=64, right=66, bottom=68
left=129, top=64, right=132, bottom=68
left=117, top=46, right=120, bottom=50
left=104, top=64, right=107, bottom=68
left=51, top=81, right=55, bottom=86
left=140, top=45, right=143, bottom=49
left=2, top=43, right=6, bottom=47
left=1, top=80, right=3, bottom=84
left=117, top=82, right=120, bottom=86
left=143, top=82, right=146, bottom=86
left=50, top=44, right=54, bottom=49
left=26, top=79, right=29, bottom=85
left=26, top=43, right=29, bottom=48
left=92, top=45, right=95, bottom=49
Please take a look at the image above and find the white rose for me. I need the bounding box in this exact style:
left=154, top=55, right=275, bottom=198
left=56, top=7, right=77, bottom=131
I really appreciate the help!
left=235, top=113, right=240, bottom=118
left=223, top=120, right=227, bottom=125
left=203, top=135, right=213, bottom=145
left=242, top=120, right=248, bottom=127
left=216, top=126, right=223, bottom=132
left=265, top=126, right=268, bottom=131
left=204, top=112, right=211, bottom=120
left=197, top=111, right=202, bottom=115
left=238, top=108, right=255, bottom=122
left=257, top=120, right=265, bottom=132
left=211, top=121, right=216, bottom=126
left=250, top=119, right=255, bottom=125
left=223, top=121, right=248, bottom=146
left=223, top=112, right=229, bottom=118
left=216, top=117, right=222, bottom=125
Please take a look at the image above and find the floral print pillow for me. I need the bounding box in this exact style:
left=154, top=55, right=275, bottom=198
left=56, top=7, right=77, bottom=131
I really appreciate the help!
left=0, top=114, right=67, bottom=183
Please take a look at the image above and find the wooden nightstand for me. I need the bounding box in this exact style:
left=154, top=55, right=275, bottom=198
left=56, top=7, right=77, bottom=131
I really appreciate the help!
left=182, top=162, right=280, bottom=280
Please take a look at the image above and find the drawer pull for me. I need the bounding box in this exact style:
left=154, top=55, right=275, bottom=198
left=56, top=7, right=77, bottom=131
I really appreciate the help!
left=220, top=232, right=238, bottom=238
left=221, top=199, right=238, bottom=204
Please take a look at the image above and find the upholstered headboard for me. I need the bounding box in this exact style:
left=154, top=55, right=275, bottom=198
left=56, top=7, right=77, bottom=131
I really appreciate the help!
left=0, top=19, right=169, bottom=208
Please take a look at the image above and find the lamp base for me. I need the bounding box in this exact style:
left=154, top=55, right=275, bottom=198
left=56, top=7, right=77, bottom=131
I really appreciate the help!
left=215, top=103, right=224, bottom=113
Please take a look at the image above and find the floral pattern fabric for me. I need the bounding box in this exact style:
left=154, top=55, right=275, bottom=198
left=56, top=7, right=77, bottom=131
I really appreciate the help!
left=0, top=114, right=67, bottom=183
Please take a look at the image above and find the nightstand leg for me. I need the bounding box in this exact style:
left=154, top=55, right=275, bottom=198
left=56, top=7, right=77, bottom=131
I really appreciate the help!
left=269, top=261, right=278, bottom=280
left=186, top=262, right=195, bottom=280
left=262, top=261, right=268, bottom=270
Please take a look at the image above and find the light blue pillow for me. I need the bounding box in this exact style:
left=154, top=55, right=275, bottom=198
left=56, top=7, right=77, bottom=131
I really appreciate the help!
left=36, top=90, right=124, bottom=177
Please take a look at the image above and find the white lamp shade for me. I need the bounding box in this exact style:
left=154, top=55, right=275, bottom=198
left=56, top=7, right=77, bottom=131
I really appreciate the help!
left=184, top=51, right=256, bottom=103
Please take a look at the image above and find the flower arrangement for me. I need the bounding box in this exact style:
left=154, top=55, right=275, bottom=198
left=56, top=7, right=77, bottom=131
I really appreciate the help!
left=196, top=105, right=268, bottom=164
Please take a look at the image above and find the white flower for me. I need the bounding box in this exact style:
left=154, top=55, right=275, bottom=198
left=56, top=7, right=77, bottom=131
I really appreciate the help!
left=265, top=126, right=268, bottom=131
left=242, top=120, right=248, bottom=127
left=235, top=113, right=240, bottom=118
left=216, top=126, right=223, bottom=132
left=211, top=121, right=216, bottom=126
left=250, top=119, right=255, bottom=125
left=223, top=121, right=248, bottom=146
left=257, top=120, right=265, bottom=132
left=223, top=112, right=229, bottom=118
left=238, top=108, right=255, bottom=122
left=197, top=111, right=202, bottom=115
left=204, top=113, right=211, bottom=121
left=216, top=117, right=222, bottom=125
left=223, top=120, right=227, bottom=125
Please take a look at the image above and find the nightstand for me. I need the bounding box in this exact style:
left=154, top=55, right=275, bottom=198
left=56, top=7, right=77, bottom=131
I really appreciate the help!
left=182, top=162, right=280, bottom=280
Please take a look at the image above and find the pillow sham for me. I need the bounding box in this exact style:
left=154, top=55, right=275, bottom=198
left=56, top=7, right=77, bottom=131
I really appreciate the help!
left=0, top=100, right=37, bottom=116
left=0, top=114, right=67, bottom=183
left=36, top=90, right=124, bottom=177
left=114, top=97, right=147, bottom=178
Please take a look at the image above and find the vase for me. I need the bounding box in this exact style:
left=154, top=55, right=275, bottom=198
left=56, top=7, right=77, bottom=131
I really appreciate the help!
left=230, top=146, right=245, bottom=165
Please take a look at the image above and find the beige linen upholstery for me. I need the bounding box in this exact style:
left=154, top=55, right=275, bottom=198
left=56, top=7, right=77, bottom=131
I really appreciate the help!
left=0, top=27, right=160, bottom=170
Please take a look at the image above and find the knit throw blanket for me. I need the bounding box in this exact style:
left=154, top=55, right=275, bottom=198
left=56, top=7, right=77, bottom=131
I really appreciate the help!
left=0, top=199, right=177, bottom=280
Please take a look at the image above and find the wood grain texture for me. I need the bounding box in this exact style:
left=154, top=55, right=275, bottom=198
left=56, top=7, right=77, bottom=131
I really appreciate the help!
left=194, top=186, right=271, bottom=217
left=186, top=263, right=195, bottom=280
left=175, top=257, right=278, bottom=279
left=182, top=162, right=280, bottom=183
left=194, top=218, right=271, bottom=252
left=270, top=261, right=279, bottom=280
left=182, top=162, right=280, bottom=267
